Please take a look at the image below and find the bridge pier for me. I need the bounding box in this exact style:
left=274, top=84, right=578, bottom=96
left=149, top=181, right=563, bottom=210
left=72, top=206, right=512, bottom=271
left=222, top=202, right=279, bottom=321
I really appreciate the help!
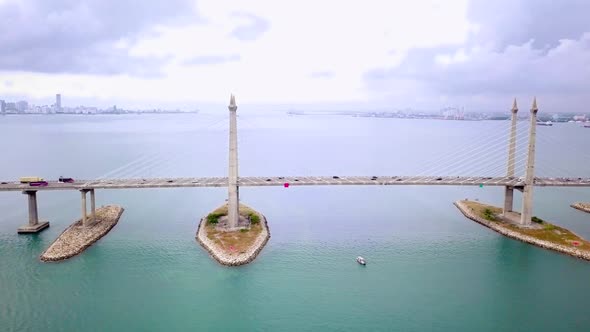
left=90, top=189, right=96, bottom=223
left=80, top=189, right=96, bottom=226
left=504, top=186, right=514, bottom=212
left=17, top=190, right=50, bottom=234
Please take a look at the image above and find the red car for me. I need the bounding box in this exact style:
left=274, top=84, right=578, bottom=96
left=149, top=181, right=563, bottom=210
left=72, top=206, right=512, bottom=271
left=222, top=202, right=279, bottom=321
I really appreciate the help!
left=29, top=181, right=49, bottom=187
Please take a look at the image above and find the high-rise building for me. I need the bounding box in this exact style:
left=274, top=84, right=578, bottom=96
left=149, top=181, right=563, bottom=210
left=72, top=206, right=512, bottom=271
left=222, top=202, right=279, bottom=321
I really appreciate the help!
left=0, top=100, right=5, bottom=114
left=16, top=101, right=28, bottom=113
left=56, top=94, right=62, bottom=112
left=6, top=102, right=16, bottom=112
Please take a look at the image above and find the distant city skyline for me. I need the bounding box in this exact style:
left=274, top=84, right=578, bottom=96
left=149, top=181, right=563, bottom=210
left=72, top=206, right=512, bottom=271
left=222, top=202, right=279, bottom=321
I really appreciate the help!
left=0, top=1, right=589, bottom=112
left=0, top=93, right=198, bottom=114
left=1, top=92, right=588, bottom=120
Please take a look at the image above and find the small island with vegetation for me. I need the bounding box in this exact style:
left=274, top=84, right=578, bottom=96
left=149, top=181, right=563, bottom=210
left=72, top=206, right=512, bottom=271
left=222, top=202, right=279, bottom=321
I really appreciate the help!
left=196, top=203, right=270, bottom=266
left=455, top=200, right=590, bottom=261
left=571, top=202, right=590, bottom=214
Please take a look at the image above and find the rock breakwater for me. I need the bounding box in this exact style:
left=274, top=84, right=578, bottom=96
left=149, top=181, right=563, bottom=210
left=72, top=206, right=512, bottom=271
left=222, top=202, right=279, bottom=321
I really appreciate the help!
left=571, top=202, right=590, bottom=214
left=40, top=205, right=124, bottom=262
left=455, top=200, right=590, bottom=261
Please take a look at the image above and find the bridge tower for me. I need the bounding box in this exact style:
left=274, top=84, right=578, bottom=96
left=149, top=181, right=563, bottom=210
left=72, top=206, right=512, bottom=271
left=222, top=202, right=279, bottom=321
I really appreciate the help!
left=519, top=98, right=538, bottom=225
left=503, top=99, right=518, bottom=215
left=227, top=94, right=240, bottom=229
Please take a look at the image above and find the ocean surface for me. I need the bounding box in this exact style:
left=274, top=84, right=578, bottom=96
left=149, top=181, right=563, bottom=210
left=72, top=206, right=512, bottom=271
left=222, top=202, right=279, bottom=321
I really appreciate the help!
left=1, top=113, right=590, bottom=331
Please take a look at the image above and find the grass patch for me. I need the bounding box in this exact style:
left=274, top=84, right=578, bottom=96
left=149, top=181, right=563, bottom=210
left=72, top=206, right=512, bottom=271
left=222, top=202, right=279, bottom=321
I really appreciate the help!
left=206, top=203, right=263, bottom=225
left=463, top=200, right=502, bottom=217
left=462, top=200, right=590, bottom=249
left=482, top=208, right=496, bottom=221
left=249, top=213, right=260, bottom=224
left=207, top=213, right=224, bottom=224
left=543, top=224, right=557, bottom=231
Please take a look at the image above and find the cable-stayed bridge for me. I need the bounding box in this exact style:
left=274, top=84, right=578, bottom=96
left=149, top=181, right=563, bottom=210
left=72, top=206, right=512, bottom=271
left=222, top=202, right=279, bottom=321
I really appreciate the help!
left=0, top=175, right=589, bottom=191
left=3, top=96, right=590, bottom=233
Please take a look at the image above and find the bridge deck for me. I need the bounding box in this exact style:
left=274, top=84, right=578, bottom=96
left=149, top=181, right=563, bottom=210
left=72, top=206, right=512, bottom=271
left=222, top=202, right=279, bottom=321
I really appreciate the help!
left=1, top=176, right=589, bottom=191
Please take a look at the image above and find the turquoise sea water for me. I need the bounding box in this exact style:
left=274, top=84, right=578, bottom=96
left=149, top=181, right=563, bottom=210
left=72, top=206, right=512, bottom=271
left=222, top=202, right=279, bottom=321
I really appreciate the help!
left=1, top=114, right=590, bottom=331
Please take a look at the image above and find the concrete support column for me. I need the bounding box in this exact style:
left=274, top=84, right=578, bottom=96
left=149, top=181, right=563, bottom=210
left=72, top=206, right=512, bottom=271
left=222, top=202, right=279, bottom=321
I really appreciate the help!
left=520, top=98, right=538, bottom=225
left=18, top=190, right=49, bottom=234
left=227, top=94, right=240, bottom=229
left=504, top=186, right=514, bottom=213
left=26, top=191, right=39, bottom=226
left=81, top=190, right=88, bottom=226
left=503, top=99, right=518, bottom=215
left=90, top=189, right=96, bottom=224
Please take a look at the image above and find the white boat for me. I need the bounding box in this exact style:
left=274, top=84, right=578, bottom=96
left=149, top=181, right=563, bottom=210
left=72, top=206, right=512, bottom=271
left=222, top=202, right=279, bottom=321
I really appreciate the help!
left=356, top=256, right=366, bottom=265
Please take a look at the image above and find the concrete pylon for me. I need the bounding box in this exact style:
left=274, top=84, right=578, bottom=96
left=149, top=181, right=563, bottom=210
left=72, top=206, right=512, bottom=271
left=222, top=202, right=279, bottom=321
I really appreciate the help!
left=227, top=94, right=240, bottom=229
left=503, top=98, right=518, bottom=214
left=90, top=189, right=96, bottom=224
left=520, top=97, right=538, bottom=225
left=81, top=190, right=88, bottom=226
left=80, top=189, right=96, bottom=226
left=17, top=190, right=50, bottom=233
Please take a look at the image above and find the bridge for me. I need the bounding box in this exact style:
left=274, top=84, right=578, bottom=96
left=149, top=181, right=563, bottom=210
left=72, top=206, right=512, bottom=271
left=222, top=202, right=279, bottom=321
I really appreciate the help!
left=3, top=96, right=588, bottom=233
left=1, top=175, right=590, bottom=191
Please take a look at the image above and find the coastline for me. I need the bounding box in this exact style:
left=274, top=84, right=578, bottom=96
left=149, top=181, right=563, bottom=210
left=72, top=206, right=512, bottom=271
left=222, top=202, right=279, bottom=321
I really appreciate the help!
left=40, top=205, right=124, bottom=262
left=196, top=207, right=270, bottom=266
left=454, top=200, right=590, bottom=261
left=571, top=202, right=590, bottom=214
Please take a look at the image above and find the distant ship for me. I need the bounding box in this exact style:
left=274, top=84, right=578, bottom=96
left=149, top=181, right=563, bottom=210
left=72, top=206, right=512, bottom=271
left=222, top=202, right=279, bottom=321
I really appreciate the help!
left=584, top=123, right=590, bottom=128
left=537, top=121, right=553, bottom=126
left=286, top=111, right=305, bottom=116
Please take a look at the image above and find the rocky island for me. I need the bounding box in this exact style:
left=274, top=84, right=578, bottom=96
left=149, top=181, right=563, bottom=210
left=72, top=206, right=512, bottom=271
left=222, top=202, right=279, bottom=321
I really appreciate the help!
left=571, top=202, right=590, bottom=214
left=196, top=203, right=270, bottom=266
left=40, top=205, right=124, bottom=262
left=455, top=200, right=590, bottom=261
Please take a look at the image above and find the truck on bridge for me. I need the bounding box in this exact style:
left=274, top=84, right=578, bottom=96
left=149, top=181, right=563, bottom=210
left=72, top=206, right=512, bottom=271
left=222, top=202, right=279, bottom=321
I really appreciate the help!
left=19, top=176, right=44, bottom=183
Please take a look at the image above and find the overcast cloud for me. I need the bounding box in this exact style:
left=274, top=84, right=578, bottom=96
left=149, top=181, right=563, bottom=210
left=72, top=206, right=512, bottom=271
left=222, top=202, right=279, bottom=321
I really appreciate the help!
left=0, top=0, right=588, bottom=111
left=365, top=0, right=590, bottom=111
left=0, top=0, right=196, bottom=75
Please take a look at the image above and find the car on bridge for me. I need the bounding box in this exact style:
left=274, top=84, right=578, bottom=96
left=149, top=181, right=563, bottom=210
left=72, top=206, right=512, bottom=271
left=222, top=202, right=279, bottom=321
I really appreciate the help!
left=29, top=181, right=48, bottom=187
left=59, top=176, right=74, bottom=183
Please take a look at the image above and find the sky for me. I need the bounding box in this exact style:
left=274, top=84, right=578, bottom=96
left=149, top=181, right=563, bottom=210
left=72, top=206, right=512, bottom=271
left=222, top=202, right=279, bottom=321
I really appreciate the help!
left=0, top=0, right=589, bottom=112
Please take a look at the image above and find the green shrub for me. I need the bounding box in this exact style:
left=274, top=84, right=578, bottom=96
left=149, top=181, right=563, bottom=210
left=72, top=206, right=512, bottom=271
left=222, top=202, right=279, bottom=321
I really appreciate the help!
left=207, top=213, right=224, bottom=224
left=482, top=208, right=496, bottom=221
left=249, top=213, right=260, bottom=224
left=532, top=216, right=544, bottom=224
left=240, top=228, right=249, bottom=233
left=543, top=224, right=556, bottom=230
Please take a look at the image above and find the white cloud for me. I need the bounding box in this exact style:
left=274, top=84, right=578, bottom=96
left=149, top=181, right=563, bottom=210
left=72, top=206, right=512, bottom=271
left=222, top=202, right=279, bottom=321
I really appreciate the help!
left=435, top=49, right=469, bottom=65
left=0, top=0, right=474, bottom=106
left=366, top=33, right=590, bottom=112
